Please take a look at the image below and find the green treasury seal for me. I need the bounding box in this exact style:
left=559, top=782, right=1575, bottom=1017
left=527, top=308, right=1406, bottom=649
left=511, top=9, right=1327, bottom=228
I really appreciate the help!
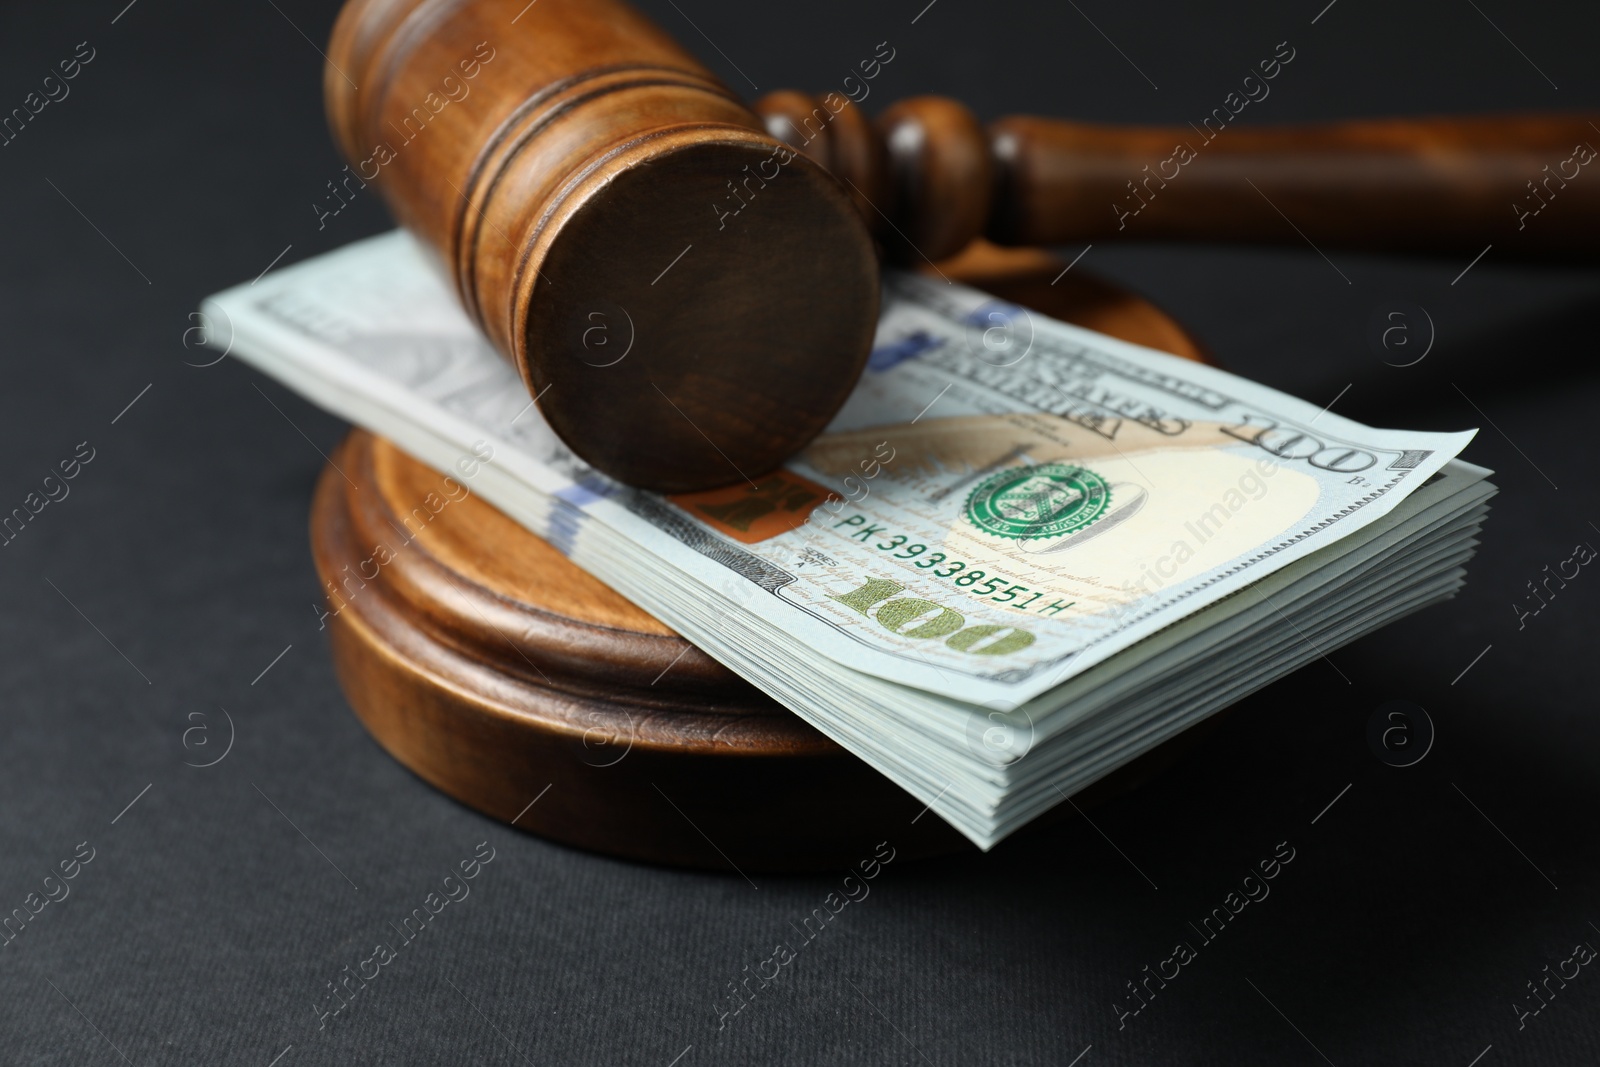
left=963, top=463, right=1113, bottom=540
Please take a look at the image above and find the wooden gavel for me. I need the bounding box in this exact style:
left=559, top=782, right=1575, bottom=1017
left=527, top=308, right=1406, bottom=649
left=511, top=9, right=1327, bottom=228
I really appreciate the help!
left=327, top=0, right=1599, bottom=492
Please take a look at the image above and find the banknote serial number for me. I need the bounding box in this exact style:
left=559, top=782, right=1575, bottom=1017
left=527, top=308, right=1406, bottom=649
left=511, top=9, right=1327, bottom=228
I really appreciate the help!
left=833, top=515, right=1076, bottom=616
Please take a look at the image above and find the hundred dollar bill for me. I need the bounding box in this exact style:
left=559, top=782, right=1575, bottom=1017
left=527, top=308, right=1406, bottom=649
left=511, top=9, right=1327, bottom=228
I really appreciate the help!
left=203, top=231, right=1474, bottom=710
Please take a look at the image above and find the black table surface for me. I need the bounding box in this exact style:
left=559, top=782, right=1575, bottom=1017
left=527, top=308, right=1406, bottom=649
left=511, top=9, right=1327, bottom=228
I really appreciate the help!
left=2, top=0, right=1597, bottom=1063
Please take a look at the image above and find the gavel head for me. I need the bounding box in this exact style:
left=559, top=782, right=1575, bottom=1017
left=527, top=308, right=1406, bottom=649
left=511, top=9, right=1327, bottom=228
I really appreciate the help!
left=326, top=0, right=879, bottom=492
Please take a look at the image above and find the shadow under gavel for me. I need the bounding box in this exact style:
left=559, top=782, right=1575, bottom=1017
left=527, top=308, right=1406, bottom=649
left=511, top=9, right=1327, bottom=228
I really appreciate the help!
left=327, top=0, right=1598, bottom=492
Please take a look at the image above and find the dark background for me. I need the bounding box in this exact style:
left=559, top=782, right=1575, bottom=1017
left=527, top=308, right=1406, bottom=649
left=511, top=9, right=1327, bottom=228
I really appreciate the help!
left=2, top=0, right=1597, bottom=1063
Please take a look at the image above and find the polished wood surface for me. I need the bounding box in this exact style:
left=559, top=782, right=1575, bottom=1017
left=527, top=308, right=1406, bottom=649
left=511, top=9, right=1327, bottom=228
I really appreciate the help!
left=978, top=112, right=1600, bottom=256
left=326, top=0, right=880, bottom=494
left=758, top=93, right=1600, bottom=261
left=309, top=257, right=1210, bottom=872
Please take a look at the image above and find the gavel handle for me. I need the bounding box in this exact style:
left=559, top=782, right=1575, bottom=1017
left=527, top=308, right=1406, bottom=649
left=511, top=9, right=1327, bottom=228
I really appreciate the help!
left=992, top=113, right=1598, bottom=256
left=757, top=94, right=1600, bottom=261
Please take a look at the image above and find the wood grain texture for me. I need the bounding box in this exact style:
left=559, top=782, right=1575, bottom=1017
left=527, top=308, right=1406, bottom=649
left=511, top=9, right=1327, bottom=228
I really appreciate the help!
left=326, top=0, right=880, bottom=494
left=309, top=258, right=1212, bottom=871
left=759, top=93, right=1600, bottom=260
left=984, top=112, right=1600, bottom=255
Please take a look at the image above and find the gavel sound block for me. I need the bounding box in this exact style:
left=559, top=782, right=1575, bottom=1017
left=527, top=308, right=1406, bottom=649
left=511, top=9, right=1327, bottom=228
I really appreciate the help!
left=310, top=247, right=1210, bottom=871
left=327, top=0, right=1600, bottom=493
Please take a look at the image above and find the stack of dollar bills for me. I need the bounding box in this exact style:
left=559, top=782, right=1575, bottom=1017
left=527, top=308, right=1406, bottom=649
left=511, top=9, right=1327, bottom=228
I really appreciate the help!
left=203, top=232, right=1493, bottom=849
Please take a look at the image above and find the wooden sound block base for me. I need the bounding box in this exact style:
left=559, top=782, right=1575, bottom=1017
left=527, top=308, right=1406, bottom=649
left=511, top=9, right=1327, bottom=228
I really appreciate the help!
left=309, top=246, right=1210, bottom=872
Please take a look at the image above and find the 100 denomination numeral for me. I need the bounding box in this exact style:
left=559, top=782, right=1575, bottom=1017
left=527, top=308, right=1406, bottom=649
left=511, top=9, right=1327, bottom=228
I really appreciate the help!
left=1222, top=412, right=1377, bottom=472
left=829, top=577, right=1037, bottom=657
